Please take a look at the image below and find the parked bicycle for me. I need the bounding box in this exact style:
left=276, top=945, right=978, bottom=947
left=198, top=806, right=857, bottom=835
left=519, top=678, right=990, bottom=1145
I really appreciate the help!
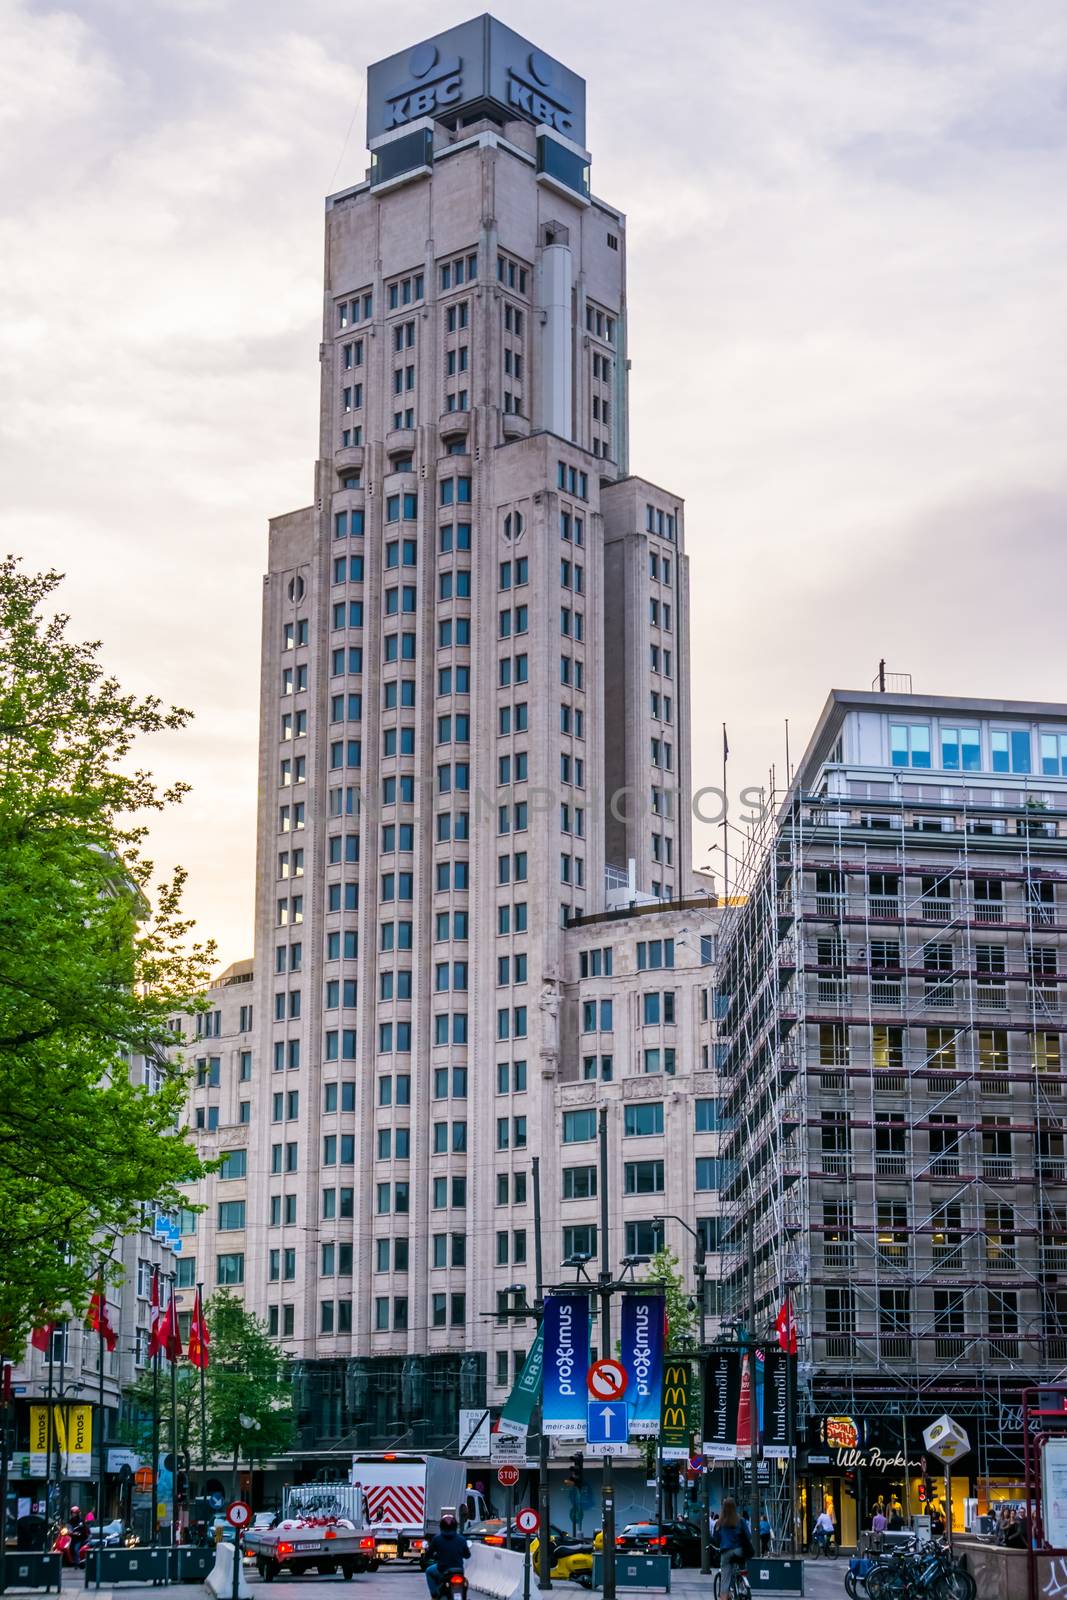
left=851, top=1536, right=976, bottom=1600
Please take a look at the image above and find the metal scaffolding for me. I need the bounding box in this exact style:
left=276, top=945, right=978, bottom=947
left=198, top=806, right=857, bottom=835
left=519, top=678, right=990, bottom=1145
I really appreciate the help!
left=714, top=770, right=1067, bottom=1528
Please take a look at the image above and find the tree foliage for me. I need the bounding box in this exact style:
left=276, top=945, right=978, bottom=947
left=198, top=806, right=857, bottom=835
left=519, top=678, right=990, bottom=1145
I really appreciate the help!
left=0, top=558, right=213, bottom=1351
left=646, top=1248, right=697, bottom=1346
left=206, top=1293, right=295, bottom=1471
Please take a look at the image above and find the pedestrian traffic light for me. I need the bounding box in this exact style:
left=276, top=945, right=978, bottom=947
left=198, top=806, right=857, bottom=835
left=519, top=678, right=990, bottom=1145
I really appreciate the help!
left=662, top=1464, right=681, bottom=1490
left=571, top=1453, right=584, bottom=1489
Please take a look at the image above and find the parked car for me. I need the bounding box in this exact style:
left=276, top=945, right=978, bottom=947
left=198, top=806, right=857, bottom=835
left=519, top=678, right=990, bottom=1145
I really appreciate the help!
left=466, top=1519, right=570, bottom=1552
left=615, top=1520, right=703, bottom=1568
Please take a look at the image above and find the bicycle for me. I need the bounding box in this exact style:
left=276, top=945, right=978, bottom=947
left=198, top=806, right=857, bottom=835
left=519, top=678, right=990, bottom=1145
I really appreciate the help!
left=712, top=1558, right=751, bottom=1599
left=810, top=1531, right=838, bottom=1559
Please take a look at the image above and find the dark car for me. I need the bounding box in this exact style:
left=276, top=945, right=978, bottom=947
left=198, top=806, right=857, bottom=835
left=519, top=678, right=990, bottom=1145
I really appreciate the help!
left=615, top=1520, right=703, bottom=1569
left=467, top=1519, right=570, bottom=1553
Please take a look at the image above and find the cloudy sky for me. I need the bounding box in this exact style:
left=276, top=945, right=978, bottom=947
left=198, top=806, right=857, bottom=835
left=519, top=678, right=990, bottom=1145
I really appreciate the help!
left=2, top=0, right=1066, bottom=965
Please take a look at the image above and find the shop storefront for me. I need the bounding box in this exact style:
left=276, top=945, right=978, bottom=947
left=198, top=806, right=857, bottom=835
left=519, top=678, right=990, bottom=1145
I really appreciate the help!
left=802, top=1416, right=950, bottom=1546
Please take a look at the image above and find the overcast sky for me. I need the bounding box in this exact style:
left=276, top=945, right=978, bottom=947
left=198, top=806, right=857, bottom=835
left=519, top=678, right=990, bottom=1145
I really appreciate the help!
left=2, top=0, right=1066, bottom=966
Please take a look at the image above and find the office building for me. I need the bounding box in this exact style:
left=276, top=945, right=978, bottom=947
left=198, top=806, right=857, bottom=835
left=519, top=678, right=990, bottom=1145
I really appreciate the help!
left=717, top=688, right=1067, bottom=1542
left=173, top=15, right=720, bottom=1462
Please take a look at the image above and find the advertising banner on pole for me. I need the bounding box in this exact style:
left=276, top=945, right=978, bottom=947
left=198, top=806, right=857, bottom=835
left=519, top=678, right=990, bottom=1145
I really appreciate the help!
left=761, top=1351, right=793, bottom=1458
left=29, top=1405, right=49, bottom=1477
left=703, top=1350, right=741, bottom=1459
left=498, top=1325, right=544, bottom=1438
left=542, top=1295, right=590, bottom=1437
left=660, top=1361, right=692, bottom=1460
left=619, top=1294, right=665, bottom=1439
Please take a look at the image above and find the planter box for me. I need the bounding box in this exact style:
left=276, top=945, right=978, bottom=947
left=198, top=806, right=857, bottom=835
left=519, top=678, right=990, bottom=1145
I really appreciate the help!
left=83, top=1547, right=171, bottom=1586
left=593, top=1553, right=671, bottom=1591
left=0, top=1552, right=62, bottom=1592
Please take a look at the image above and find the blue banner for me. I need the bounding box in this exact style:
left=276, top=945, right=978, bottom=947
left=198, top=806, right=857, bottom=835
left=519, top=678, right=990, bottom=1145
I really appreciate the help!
left=542, top=1294, right=590, bottom=1437
left=620, top=1293, right=665, bottom=1438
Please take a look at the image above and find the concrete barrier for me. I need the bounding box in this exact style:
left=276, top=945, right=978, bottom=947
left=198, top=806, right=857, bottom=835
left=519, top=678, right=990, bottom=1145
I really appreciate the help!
left=205, top=1540, right=252, bottom=1599
left=467, top=1542, right=527, bottom=1600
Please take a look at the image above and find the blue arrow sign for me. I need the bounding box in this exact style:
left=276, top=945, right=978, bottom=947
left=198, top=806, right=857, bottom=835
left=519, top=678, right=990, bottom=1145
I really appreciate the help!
left=587, top=1401, right=628, bottom=1445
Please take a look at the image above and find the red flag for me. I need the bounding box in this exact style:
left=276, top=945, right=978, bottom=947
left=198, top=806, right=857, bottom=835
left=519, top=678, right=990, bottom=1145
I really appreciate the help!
left=161, top=1293, right=183, bottom=1363
left=147, top=1269, right=165, bottom=1361
left=30, top=1323, right=53, bottom=1353
left=86, top=1281, right=117, bottom=1353
left=775, top=1297, right=798, bottom=1355
left=188, top=1289, right=210, bottom=1371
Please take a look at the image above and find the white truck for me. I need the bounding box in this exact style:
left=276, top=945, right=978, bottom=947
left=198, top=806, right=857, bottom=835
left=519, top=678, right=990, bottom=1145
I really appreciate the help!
left=243, top=1483, right=377, bottom=1581
left=350, top=1453, right=491, bottom=1565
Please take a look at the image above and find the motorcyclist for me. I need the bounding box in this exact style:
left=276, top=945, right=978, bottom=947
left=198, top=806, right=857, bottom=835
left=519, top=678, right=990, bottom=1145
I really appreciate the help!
left=424, top=1513, right=471, bottom=1598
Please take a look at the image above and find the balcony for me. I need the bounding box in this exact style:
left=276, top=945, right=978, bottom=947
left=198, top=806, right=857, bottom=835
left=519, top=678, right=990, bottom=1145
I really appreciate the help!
left=823, top=1242, right=855, bottom=1269
left=974, top=902, right=1004, bottom=925
left=924, top=983, right=956, bottom=1008
left=822, top=1152, right=851, bottom=1176
left=438, top=410, right=470, bottom=442
left=880, top=1336, right=911, bottom=1362
left=817, top=980, right=847, bottom=1006
left=921, top=899, right=953, bottom=923
left=871, top=980, right=902, bottom=1007
left=1042, top=1246, right=1067, bottom=1272
left=988, top=1338, right=1020, bottom=1360
left=982, top=1156, right=1014, bottom=1180
left=985, top=1251, right=1016, bottom=1272
left=934, top=1336, right=967, bottom=1360
left=815, top=894, right=844, bottom=918
left=870, top=895, right=901, bottom=919
left=875, top=1153, right=907, bottom=1178
left=930, top=1156, right=962, bottom=1178
left=824, top=1335, right=855, bottom=1360
left=1040, top=1160, right=1067, bottom=1184
left=977, top=984, right=1008, bottom=1010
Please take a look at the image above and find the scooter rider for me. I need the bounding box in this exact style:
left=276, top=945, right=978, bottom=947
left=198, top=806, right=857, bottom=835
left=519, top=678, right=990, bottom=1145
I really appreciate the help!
left=424, top=1514, right=471, bottom=1598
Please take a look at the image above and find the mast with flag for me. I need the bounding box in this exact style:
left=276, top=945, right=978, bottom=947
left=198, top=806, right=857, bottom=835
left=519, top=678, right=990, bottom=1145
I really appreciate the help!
left=147, top=1270, right=162, bottom=1548
left=188, top=1286, right=210, bottom=1491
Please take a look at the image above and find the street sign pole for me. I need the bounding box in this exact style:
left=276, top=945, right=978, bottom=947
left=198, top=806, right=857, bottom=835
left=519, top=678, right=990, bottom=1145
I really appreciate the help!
left=232, top=1526, right=241, bottom=1600
left=523, top=1532, right=531, bottom=1600
left=507, top=1484, right=513, bottom=1548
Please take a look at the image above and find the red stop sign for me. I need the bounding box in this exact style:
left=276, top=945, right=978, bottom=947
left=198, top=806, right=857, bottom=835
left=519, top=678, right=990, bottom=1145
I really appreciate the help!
left=497, top=1465, right=520, bottom=1488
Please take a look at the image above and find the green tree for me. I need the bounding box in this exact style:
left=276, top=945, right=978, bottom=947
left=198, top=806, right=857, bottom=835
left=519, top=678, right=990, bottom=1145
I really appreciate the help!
left=0, top=558, right=213, bottom=1350
left=206, top=1293, right=294, bottom=1492
left=646, top=1247, right=697, bottom=1345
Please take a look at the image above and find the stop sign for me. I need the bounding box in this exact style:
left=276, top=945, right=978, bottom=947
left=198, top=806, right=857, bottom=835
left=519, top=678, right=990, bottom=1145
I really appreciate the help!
left=497, top=1465, right=520, bottom=1488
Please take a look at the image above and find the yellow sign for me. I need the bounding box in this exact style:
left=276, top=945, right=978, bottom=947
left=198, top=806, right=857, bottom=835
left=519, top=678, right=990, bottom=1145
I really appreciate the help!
left=51, top=1404, right=93, bottom=1476
left=30, top=1407, right=50, bottom=1455
left=69, top=1404, right=92, bottom=1456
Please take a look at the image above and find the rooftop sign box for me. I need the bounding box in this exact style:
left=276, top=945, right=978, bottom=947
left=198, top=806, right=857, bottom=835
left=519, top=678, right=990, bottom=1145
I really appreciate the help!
left=367, top=16, right=586, bottom=147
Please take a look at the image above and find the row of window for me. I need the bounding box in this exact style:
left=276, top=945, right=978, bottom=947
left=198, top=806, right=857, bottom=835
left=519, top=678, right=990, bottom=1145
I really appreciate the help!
left=890, top=721, right=1067, bottom=776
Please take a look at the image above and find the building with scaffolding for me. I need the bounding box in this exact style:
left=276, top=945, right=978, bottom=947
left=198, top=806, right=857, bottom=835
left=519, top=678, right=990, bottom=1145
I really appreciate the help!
left=717, top=688, right=1067, bottom=1546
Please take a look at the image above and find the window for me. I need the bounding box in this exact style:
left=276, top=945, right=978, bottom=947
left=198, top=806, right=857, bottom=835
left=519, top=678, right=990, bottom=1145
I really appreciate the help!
left=563, top=1165, right=597, bottom=1200
left=625, top=1220, right=663, bottom=1256
left=219, top=1150, right=247, bottom=1180
left=992, top=728, right=1032, bottom=774
left=216, top=1253, right=244, bottom=1286
left=563, top=1109, right=596, bottom=1143
left=940, top=725, right=981, bottom=772
left=624, top=1102, right=664, bottom=1137
left=625, top=1159, right=664, bottom=1194
left=890, top=723, right=932, bottom=768
left=695, top=1157, right=722, bottom=1190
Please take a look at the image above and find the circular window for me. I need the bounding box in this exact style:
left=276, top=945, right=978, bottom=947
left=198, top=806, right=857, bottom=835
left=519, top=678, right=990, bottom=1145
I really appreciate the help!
left=502, top=511, right=526, bottom=542
left=288, top=576, right=306, bottom=603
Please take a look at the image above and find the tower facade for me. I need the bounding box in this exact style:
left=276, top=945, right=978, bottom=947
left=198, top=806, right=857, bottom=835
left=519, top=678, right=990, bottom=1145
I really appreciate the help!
left=179, top=17, right=705, bottom=1457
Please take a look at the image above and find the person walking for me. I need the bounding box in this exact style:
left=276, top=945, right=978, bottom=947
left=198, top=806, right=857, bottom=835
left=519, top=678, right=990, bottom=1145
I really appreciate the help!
left=758, top=1514, right=772, bottom=1556
left=871, top=1506, right=887, bottom=1551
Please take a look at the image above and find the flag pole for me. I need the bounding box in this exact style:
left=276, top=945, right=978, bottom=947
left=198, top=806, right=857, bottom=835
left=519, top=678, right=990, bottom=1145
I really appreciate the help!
left=43, top=1329, right=54, bottom=1551
left=151, top=1344, right=160, bottom=1548
left=170, top=1275, right=180, bottom=1554
left=196, top=1285, right=208, bottom=1487
left=95, top=1273, right=107, bottom=1590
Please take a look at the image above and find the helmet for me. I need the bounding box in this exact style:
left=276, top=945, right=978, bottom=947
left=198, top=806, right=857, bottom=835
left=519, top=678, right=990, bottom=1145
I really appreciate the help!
left=69, top=1507, right=80, bottom=1517
left=440, top=1514, right=458, bottom=1531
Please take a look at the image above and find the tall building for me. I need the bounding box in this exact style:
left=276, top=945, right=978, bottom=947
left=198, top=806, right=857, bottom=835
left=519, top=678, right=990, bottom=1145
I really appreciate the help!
left=174, top=16, right=718, bottom=1465
left=717, top=689, right=1067, bottom=1543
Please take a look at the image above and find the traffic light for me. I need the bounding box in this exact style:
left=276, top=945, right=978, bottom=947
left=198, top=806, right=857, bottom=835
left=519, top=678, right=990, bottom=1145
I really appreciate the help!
left=570, top=1453, right=584, bottom=1489
left=662, top=1464, right=681, bottom=1491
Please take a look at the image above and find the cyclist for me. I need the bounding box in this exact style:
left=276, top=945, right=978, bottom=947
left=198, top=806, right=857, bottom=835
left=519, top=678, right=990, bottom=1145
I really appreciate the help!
left=712, top=1498, right=754, bottom=1594
left=812, top=1507, right=836, bottom=1555
left=424, top=1514, right=471, bottom=1599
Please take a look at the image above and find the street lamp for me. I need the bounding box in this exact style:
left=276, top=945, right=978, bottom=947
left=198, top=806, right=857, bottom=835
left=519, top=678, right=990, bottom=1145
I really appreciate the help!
left=236, top=1414, right=261, bottom=1501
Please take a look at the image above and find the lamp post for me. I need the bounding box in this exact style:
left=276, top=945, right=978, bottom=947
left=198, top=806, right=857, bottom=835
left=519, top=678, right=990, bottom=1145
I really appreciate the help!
left=236, top=1414, right=261, bottom=1502
left=653, top=1214, right=710, bottom=1569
